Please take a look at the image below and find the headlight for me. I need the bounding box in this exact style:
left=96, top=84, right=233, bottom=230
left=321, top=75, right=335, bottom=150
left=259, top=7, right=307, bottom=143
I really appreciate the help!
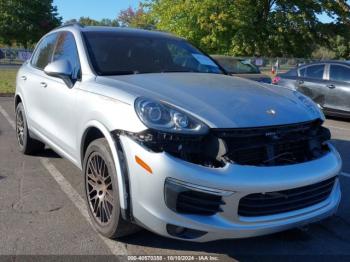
left=135, top=97, right=209, bottom=134
left=293, top=91, right=325, bottom=121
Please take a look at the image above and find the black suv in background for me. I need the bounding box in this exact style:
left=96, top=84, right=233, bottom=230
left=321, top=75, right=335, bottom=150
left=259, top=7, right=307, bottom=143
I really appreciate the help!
left=274, top=61, right=350, bottom=118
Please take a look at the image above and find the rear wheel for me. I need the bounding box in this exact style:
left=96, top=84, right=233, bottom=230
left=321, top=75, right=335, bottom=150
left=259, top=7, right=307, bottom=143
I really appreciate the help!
left=16, top=103, right=45, bottom=155
left=83, top=138, right=137, bottom=238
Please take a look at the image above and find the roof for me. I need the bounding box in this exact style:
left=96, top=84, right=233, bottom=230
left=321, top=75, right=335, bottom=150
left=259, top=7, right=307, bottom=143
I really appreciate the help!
left=84, top=26, right=178, bottom=39
left=299, top=60, right=350, bottom=67
left=55, top=23, right=179, bottom=40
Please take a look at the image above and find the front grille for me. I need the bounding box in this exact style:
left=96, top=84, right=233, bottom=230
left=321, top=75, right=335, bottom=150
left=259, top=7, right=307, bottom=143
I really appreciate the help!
left=238, top=177, right=336, bottom=217
left=213, top=120, right=330, bottom=166
left=164, top=179, right=224, bottom=216
left=130, top=120, right=331, bottom=168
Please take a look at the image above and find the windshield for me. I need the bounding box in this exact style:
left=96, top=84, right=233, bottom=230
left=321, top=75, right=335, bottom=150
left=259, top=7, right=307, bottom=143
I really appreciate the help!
left=214, top=57, right=260, bottom=74
left=83, top=31, right=223, bottom=76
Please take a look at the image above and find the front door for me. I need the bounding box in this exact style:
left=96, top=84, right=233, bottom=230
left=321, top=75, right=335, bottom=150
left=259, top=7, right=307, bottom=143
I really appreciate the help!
left=40, top=31, right=82, bottom=159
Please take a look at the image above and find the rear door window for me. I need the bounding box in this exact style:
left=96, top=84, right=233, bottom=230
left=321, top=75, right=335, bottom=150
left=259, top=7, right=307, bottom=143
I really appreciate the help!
left=31, top=33, right=58, bottom=70
left=300, top=65, right=325, bottom=79
left=329, top=65, right=350, bottom=83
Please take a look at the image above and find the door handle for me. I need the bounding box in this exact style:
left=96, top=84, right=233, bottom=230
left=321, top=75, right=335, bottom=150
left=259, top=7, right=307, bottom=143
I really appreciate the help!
left=20, top=76, right=27, bottom=81
left=40, top=82, right=47, bottom=88
left=327, top=84, right=335, bottom=89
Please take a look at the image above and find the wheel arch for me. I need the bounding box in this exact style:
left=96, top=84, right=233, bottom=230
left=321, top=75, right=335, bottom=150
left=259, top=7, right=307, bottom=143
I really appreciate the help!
left=14, top=93, right=24, bottom=111
left=80, top=121, right=130, bottom=213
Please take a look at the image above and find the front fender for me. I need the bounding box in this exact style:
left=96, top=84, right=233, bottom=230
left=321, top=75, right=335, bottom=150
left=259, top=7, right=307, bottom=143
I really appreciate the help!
left=79, top=120, right=128, bottom=210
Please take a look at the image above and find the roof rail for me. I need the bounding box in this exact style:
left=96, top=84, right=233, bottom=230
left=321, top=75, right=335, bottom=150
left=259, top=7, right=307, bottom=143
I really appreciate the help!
left=56, top=22, right=84, bottom=30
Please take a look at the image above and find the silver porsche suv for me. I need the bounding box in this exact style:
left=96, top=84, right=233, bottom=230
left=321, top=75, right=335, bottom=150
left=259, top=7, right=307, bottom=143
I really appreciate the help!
left=15, top=23, right=342, bottom=242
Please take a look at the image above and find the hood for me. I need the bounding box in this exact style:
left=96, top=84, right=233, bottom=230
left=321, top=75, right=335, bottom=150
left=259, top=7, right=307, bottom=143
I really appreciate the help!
left=96, top=73, right=321, bottom=128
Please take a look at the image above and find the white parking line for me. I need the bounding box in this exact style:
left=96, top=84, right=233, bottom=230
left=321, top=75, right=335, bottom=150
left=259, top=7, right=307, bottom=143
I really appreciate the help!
left=0, top=104, right=16, bottom=129
left=325, top=125, right=350, bottom=132
left=341, top=172, right=350, bottom=178
left=39, top=158, right=127, bottom=255
left=0, top=104, right=127, bottom=256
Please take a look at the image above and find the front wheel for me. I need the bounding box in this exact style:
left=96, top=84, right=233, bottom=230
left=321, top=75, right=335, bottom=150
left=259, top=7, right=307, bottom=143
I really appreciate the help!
left=83, top=138, right=137, bottom=238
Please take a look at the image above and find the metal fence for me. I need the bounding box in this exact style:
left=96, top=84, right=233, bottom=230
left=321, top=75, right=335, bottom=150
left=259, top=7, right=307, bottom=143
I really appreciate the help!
left=236, top=57, right=322, bottom=71
left=0, top=47, right=323, bottom=69
left=0, top=48, right=33, bottom=65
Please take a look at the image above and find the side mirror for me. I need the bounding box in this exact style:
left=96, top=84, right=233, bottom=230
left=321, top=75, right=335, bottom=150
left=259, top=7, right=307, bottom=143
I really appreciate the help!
left=44, top=59, right=74, bottom=88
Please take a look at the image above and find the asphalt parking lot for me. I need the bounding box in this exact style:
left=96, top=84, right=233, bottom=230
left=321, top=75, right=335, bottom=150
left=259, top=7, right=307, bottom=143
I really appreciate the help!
left=0, top=96, right=350, bottom=261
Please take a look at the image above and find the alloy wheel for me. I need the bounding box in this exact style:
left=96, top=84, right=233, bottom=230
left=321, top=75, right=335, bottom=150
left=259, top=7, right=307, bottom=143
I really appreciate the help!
left=86, top=152, right=114, bottom=225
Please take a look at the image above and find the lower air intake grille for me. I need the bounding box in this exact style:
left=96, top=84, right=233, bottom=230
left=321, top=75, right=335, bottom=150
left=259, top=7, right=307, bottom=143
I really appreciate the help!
left=165, top=179, right=224, bottom=216
left=176, top=190, right=224, bottom=215
left=238, top=177, right=336, bottom=217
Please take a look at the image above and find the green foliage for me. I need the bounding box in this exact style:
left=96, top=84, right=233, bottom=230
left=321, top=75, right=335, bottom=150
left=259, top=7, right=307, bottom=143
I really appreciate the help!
left=331, top=35, right=350, bottom=59
left=321, top=23, right=350, bottom=59
left=146, top=0, right=350, bottom=58
left=0, top=0, right=61, bottom=48
left=66, top=17, right=119, bottom=27
left=99, top=18, right=119, bottom=27
left=312, top=46, right=336, bottom=59
left=117, top=3, right=155, bottom=29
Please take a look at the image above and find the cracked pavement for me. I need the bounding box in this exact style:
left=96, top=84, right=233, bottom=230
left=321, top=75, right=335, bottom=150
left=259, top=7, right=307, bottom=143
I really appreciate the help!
left=0, top=96, right=350, bottom=260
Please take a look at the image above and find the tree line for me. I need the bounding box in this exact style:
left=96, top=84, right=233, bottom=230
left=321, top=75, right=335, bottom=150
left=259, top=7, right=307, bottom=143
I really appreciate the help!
left=1, top=0, right=349, bottom=59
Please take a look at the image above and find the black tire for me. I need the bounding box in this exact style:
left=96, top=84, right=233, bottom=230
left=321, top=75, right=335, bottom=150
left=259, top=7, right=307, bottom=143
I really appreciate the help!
left=83, top=138, right=137, bottom=239
left=16, top=103, right=45, bottom=155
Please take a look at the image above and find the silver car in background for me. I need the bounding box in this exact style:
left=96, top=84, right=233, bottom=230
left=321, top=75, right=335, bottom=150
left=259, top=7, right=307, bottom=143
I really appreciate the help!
left=15, top=24, right=342, bottom=242
left=273, top=61, right=350, bottom=118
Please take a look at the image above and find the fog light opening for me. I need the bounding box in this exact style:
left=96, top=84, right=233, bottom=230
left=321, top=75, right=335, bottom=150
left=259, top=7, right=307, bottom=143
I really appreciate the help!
left=166, top=224, right=207, bottom=239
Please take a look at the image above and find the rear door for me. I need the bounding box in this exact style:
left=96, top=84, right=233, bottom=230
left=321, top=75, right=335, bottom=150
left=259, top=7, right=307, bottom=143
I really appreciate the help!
left=326, top=64, right=350, bottom=113
left=23, top=33, right=58, bottom=131
left=296, top=64, right=329, bottom=108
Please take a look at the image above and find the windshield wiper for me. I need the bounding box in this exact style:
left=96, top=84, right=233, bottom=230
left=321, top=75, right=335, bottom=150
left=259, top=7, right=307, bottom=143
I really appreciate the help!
left=102, top=71, right=138, bottom=76
left=161, top=69, right=224, bottom=74
left=161, top=70, right=197, bottom=73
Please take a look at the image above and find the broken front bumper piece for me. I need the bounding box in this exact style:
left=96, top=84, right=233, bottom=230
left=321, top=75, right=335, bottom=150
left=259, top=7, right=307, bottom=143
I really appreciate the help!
left=119, top=132, right=341, bottom=242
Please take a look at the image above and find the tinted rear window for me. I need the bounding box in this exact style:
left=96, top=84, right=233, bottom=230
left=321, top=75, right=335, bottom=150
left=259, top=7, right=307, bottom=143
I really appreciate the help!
left=82, top=31, right=222, bottom=75
left=330, top=65, right=350, bottom=82
left=299, top=64, right=325, bottom=79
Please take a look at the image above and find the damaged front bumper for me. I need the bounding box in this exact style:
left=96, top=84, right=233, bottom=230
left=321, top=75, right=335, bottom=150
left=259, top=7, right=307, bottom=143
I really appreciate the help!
left=119, top=132, right=342, bottom=242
